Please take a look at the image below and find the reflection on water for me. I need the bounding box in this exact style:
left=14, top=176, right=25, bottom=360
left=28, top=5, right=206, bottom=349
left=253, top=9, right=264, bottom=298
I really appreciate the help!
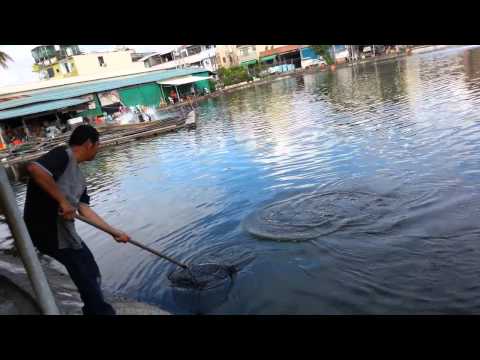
left=5, top=46, right=480, bottom=314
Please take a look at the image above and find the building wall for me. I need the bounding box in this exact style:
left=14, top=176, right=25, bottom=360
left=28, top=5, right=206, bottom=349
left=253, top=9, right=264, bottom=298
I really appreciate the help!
left=148, top=47, right=218, bottom=72
left=72, top=51, right=135, bottom=76
left=52, top=61, right=78, bottom=79
left=237, top=45, right=259, bottom=64
left=237, top=45, right=286, bottom=64
left=256, top=45, right=286, bottom=58
left=35, top=61, right=79, bottom=80
left=215, top=45, right=239, bottom=68
left=33, top=50, right=137, bottom=80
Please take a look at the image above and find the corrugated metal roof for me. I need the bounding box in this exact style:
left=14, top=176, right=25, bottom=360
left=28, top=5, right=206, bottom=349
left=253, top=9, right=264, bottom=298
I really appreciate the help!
left=259, top=45, right=305, bottom=58
left=158, top=75, right=212, bottom=86
left=0, top=68, right=209, bottom=111
left=0, top=98, right=90, bottom=121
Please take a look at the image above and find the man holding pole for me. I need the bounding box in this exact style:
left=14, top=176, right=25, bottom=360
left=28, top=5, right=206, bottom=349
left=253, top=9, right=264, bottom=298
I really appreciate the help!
left=23, top=125, right=131, bottom=315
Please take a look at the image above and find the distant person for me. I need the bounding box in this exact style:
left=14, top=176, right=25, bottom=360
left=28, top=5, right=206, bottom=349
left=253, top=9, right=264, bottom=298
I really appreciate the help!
left=24, top=125, right=131, bottom=315
left=170, top=90, right=177, bottom=104
left=12, top=137, right=22, bottom=146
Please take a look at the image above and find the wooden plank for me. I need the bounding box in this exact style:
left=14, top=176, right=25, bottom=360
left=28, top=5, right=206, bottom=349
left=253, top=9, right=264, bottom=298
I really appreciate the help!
left=4, top=121, right=186, bottom=166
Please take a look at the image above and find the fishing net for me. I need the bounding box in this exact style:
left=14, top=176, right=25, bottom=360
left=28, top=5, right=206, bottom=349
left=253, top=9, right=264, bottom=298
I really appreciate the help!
left=168, top=263, right=237, bottom=290
left=168, top=255, right=254, bottom=313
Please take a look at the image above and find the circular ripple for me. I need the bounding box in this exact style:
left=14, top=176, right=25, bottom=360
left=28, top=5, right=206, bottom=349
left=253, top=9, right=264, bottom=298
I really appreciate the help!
left=243, top=191, right=395, bottom=241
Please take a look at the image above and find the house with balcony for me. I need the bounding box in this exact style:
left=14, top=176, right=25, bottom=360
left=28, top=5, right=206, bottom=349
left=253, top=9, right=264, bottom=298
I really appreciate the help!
left=31, top=45, right=142, bottom=80
left=132, top=49, right=175, bottom=68
left=236, top=45, right=288, bottom=73
left=237, top=45, right=259, bottom=68
left=148, top=45, right=218, bottom=73
left=215, top=45, right=239, bottom=69
left=258, top=45, right=304, bottom=69
left=32, top=45, right=82, bottom=80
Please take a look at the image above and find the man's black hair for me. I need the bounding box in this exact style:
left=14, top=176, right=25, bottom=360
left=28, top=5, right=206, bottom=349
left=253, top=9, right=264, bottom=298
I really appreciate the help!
left=68, top=124, right=99, bottom=146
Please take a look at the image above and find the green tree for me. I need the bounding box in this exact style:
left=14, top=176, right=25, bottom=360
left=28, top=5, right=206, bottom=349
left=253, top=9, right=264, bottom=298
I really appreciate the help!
left=217, top=66, right=251, bottom=86
left=311, top=45, right=334, bottom=65
left=0, top=50, right=13, bottom=69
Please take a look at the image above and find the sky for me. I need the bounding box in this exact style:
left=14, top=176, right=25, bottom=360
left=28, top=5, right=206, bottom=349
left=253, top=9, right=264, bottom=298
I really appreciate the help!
left=0, top=45, right=177, bottom=87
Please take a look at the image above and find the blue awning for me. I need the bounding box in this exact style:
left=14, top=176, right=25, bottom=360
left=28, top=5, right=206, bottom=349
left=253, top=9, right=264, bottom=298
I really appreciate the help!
left=0, top=97, right=90, bottom=121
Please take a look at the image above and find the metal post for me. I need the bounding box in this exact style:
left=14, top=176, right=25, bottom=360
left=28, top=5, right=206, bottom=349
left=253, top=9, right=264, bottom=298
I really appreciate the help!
left=0, top=125, right=7, bottom=150
left=22, top=118, right=31, bottom=139
left=0, top=167, right=60, bottom=315
left=175, top=86, right=180, bottom=103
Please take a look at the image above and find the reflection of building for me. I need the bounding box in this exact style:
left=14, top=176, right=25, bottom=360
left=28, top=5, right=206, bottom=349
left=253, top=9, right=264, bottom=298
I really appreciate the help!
left=32, top=45, right=140, bottom=80
left=332, top=45, right=349, bottom=63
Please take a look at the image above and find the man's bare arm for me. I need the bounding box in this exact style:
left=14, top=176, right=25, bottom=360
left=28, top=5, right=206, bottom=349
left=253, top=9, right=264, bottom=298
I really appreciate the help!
left=78, top=203, right=130, bottom=243
left=26, top=162, right=75, bottom=220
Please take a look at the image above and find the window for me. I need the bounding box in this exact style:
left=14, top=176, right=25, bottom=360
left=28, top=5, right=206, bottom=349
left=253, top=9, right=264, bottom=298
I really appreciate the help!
left=187, top=46, right=202, bottom=56
left=98, top=56, right=105, bottom=67
left=223, top=57, right=226, bottom=64
left=62, top=62, right=73, bottom=73
left=47, top=68, right=55, bottom=78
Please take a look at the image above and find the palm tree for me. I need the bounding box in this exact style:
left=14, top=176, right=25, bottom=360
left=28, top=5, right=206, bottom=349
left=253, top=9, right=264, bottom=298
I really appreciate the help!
left=0, top=50, right=13, bottom=69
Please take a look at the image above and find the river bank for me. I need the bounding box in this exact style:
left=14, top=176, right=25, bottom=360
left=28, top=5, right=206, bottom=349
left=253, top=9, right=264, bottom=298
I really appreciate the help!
left=0, top=248, right=170, bottom=315
left=163, top=51, right=417, bottom=107
left=172, top=46, right=461, bottom=107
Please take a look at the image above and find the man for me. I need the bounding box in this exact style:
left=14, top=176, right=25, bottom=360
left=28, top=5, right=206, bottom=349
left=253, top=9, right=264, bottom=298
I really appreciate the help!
left=170, top=89, right=177, bottom=104
left=24, top=124, right=131, bottom=315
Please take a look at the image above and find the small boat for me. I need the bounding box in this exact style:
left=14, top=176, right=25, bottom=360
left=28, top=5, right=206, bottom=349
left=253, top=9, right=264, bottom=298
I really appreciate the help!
left=185, top=110, right=197, bottom=130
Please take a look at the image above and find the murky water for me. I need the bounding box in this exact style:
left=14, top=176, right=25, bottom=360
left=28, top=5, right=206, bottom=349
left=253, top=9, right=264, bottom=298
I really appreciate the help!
left=4, top=46, right=480, bottom=314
